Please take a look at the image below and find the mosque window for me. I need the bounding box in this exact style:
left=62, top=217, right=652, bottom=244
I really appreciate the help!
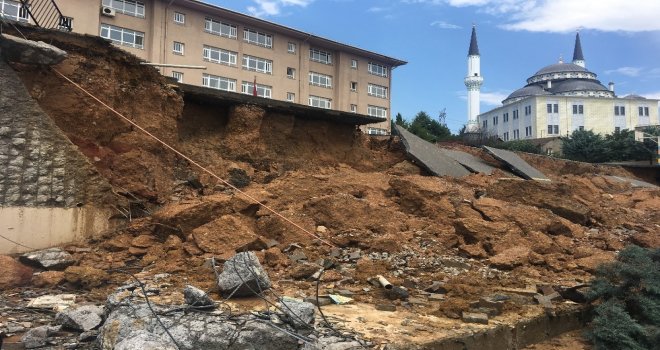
left=572, top=104, right=584, bottom=115
left=614, top=106, right=625, bottom=116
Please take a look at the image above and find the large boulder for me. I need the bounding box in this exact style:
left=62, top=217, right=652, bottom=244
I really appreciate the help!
left=0, top=255, right=33, bottom=289
left=20, top=248, right=75, bottom=270
left=216, top=252, right=271, bottom=297
left=114, top=331, right=177, bottom=350
left=0, top=34, right=67, bottom=65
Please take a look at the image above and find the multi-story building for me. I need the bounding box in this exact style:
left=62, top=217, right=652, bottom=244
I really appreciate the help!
left=4, top=0, right=406, bottom=134
left=477, top=32, right=658, bottom=142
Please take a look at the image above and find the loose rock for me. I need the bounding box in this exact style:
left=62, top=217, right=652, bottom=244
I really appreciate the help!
left=216, top=252, right=271, bottom=297
left=55, top=304, right=105, bottom=331
left=20, top=248, right=75, bottom=270
left=182, top=285, right=214, bottom=307
left=21, top=325, right=61, bottom=349
left=0, top=255, right=33, bottom=288
left=280, top=298, right=316, bottom=329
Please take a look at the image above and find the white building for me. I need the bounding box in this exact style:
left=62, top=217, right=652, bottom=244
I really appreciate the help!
left=477, top=33, right=659, bottom=141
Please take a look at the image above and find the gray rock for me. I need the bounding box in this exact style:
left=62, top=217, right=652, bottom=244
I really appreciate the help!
left=280, top=298, right=316, bottom=329
left=99, top=303, right=299, bottom=350
left=0, top=34, right=68, bottom=65
left=55, top=304, right=104, bottom=331
left=20, top=248, right=75, bottom=270
left=114, top=330, right=177, bottom=350
left=21, top=325, right=61, bottom=349
left=183, top=285, right=214, bottom=307
left=303, top=336, right=363, bottom=350
left=462, top=311, right=489, bottom=325
left=78, top=329, right=99, bottom=342
left=216, top=252, right=271, bottom=297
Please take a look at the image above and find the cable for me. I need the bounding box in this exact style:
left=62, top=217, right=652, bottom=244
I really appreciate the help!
left=0, top=233, right=36, bottom=250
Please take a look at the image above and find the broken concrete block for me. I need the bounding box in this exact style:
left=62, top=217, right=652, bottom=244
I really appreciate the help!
left=462, top=311, right=489, bottom=324
left=183, top=285, right=214, bottom=307
left=55, top=304, right=105, bottom=331
left=216, top=251, right=271, bottom=297
left=280, top=298, right=316, bottom=329
left=114, top=330, right=177, bottom=350
left=0, top=34, right=67, bottom=65
left=27, top=294, right=77, bottom=310
left=21, top=325, right=61, bottom=349
left=20, top=248, right=75, bottom=270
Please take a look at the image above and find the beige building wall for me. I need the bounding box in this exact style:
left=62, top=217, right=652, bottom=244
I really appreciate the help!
left=479, top=96, right=659, bottom=140
left=55, top=0, right=404, bottom=134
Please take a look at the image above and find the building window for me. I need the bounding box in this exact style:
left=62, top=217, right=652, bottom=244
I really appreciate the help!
left=100, top=24, right=144, bottom=49
left=310, top=48, right=332, bottom=64
left=572, top=104, right=584, bottom=114
left=513, top=129, right=520, bottom=139
left=503, top=132, right=509, bottom=141
left=524, top=105, right=532, bottom=116
left=287, top=42, right=296, bottom=54
left=309, top=72, right=332, bottom=88
left=493, top=116, right=499, bottom=125
left=309, top=95, right=331, bottom=109
left=242, top=55, right=272, bottom=74
left=367, top=127, right=388, bottom=135
left=368, top=62, right=388, bottom=77
left=58, top=16, right=73, bottom=30
left=102, top=0, right=145, bottom=17
left=367, top=105, right=387, bottom=119
left=243, top=28, right=272, bottom=48
left=368, top=83, right=388, bottom=99
left=286, top=67, right=295, bottom=79
left=547, top=103, right=558, bottom=113
left=173, top=11, right=185, bottom=24
left=0, top=0, right=29, bottom=22
left=483, top=120, right=488, bottom=128
left=172, top=71, right=183, bottom=83
left=205, top=18, right=237, bottom=39
left=547, top=125, right=559, bottom=135
left=350, top=82, right=357, bottom=91
left=241, top=81, right=272, bottom=98
left=502, top=113, right=508, bottom=123
left=173, top=41, right=184, bottom=55
left=350, top=104, right=357, bottom=113
left=512, top=109, right=519, bottom=120
left=525, top=126, right=532, bottom=137
left=615, top=126, right=621, bottom=133
left=287, top=92, right=295, bottom=102
left=202, top=74, right=236, bottom=92
left=614, top=106, right=626, bottom=116
left=203, top=45, right=237, bottom=66
left=351, top=59, right=358, bottom=69
left=638, top=106, right=650, bottom=116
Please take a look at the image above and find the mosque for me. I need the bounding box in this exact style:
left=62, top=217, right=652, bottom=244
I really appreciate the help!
left=466, top=27, right=659, bottom=150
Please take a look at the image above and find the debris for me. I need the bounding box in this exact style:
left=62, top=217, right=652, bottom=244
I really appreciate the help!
left=316, top=225, right=328, bottom=233
left=424, top=281, right=448, bottom=294
left=216, top=252, right=272, bottom=297
left=182, top=285, right=214, bottom=307
left=462, top=311, right=489, bottom=325
left=375, top=304, right=397, bottom=312
left=63, top=266, right=109, bottom=288
left=19, top=248, right=75, bottom=270
left=21, top=325, right=61, bottom=349
left=27, top=294, right=77, bottom=311
left=428, top=294, right=445, bottom=301
left=55, top=304, right=105, bottom=331
left=304, top=296, right=333, bottom=306
left=376, top=275, right=393, bottom=289
left=288, top=249, right=308, bottom=262
left=483, top=146, right=549, bottom=181
left=290, top=263, right=321, bottom=280
left=0, top=255, right=33, bottom=288
left=385, top=286, right=409, bottom=300
left=79, top=329, right=100, bottom=342
left=328, top=295, right=353, bottom=305
left=113, top=330, right=178, bottom=350
left=0, top=34, right=68, bottom=65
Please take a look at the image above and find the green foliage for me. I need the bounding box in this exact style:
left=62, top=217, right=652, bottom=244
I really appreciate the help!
left=586, top=245, right=660, bottom=350
left=491, top=140, right=542, bottom=154
left=394, top=113, right=409, bottom=129
left=407, top=111, right=452, bottom=143
left=562, top=129, right=656, bottom=163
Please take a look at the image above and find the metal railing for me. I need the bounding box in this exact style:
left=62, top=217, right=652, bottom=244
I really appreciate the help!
left=18, top=0, right=71, bottom=31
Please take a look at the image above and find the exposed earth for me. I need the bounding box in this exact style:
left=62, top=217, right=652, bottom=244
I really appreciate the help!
left=1, top=27, right=658, bottom=349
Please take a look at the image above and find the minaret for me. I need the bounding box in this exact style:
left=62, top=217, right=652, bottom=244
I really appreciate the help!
left=572, top=31, right=585, bottom=68
left=464, top=25, right=483, bottom=131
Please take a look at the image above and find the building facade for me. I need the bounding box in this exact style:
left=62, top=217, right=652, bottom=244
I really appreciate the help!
left=478, top=33, right=658, bottom=142
left=8, top=0, right=406, bottom=134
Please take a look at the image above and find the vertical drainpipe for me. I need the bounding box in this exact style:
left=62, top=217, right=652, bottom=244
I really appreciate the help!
left=299, top=33, right=312, bottom=107
left=389, top=65, right=395, bottom=134
left=161, top=0, right=176, bottom=75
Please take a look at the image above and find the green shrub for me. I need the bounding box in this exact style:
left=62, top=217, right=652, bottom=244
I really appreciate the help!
left=586, top=245, right=660, bottom=349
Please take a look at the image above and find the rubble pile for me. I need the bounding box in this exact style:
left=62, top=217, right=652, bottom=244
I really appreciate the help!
left=0, top=27, right=658, bottom=349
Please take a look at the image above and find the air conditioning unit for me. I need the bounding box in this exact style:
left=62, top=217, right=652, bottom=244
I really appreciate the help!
left=101, top=6, right=116, bottom=17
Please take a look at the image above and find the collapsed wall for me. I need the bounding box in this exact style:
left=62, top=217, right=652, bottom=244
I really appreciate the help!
left=0, top=55, right=117, bottom=254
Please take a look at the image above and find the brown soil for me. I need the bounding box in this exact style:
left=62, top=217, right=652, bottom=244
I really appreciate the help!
left=2, top=27, right=659, bottom=348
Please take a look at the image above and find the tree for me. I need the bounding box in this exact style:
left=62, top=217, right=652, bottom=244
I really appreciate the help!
left=604, top=129, right=651, bottom=162
left=561, top=130, right=610, bottom=163
left=408, top=111, right=452, bottom=143
left=394, top=113, right=408, bottom=128
left=586, top=245, right=660, bottom=350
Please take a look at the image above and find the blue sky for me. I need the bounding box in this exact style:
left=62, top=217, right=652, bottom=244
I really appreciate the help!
left=209, top=0, right=660, bottom=133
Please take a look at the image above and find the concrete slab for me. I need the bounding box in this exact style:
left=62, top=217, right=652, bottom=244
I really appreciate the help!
left=483, top=146, right=550, bottom=181
left=393, top=125, right=471, bottom=178
left=604, top=176, right=658, bottom=188
left=438, top=148, right=498, bottom=175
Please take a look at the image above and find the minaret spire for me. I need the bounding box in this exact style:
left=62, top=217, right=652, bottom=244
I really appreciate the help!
left=464, top=25, right=483, bottom=131
left=572, top=30, right=585, bottom=68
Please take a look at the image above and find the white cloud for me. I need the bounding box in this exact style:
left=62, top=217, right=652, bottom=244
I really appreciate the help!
left=641, top=91, right=660, bottom=100
left=480, top=91, right=508, bottom=106
left=367, top=6, right=388, bottom=12
left=247, top=0, right=313, bottom=17
left=403, top=0, right=660, bottom=32
left=431, top=20, right=462, bottom=29
left=605, top=66, right=643, bottom=77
